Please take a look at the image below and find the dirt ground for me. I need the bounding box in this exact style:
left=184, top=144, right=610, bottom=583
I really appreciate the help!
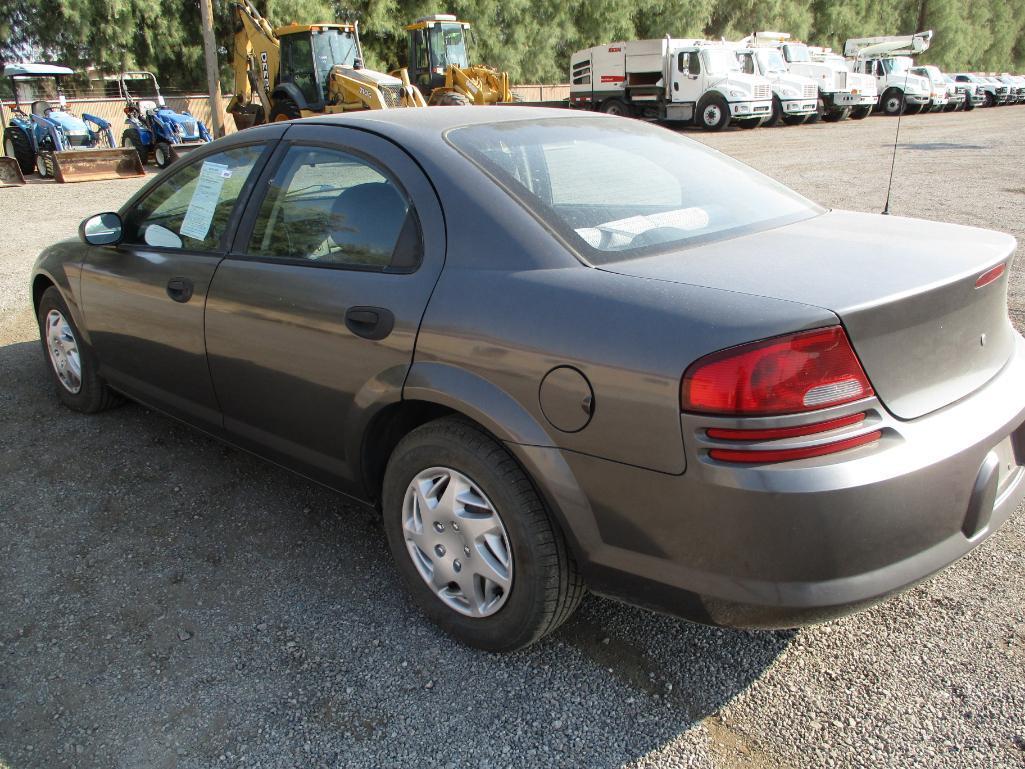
left=1, top=105, right=1023, bottom=769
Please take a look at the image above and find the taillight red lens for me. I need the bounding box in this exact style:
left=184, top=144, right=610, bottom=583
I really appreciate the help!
left=682, top=326, right=874, bottom=416
left=975, top=263, right=1005, bottom=289
left=709, top=430, right=883, bottom=464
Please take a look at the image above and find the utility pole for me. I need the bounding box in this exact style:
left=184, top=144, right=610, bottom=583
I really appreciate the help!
left=199, top=0, right=226, bottom=137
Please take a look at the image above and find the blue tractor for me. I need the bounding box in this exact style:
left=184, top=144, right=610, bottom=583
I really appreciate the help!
left=118, top=71, right=212, bottom=168
left=2, top=63, right=144, bottom=182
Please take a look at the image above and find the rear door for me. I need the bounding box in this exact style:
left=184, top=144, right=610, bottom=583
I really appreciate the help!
left=79, top=134, right=279, bottom=429
left=204, top=123, right=446, bottom=492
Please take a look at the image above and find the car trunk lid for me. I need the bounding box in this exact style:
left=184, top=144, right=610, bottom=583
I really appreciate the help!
left=600, top=210, right=1017, bottom=420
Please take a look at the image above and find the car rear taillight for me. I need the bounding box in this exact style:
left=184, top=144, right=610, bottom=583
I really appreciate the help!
left=975, top=263, right=1005, bottom=289
left=682, top=326, right=874, bottom=416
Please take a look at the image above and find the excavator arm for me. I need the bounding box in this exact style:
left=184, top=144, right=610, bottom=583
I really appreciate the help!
left=227, top=0, right=278, bottom=122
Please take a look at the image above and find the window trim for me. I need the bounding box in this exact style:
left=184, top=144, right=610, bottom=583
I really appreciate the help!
left=116, top=140, right=273, bottom=257
left=228, top=138, right=424, bottom=275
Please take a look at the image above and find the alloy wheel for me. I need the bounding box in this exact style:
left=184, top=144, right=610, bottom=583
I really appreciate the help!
left=46, top=309, right=82, bottom=394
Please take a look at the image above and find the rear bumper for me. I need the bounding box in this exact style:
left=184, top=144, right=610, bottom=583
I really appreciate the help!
left=532, top=332, right=1025, bottom=629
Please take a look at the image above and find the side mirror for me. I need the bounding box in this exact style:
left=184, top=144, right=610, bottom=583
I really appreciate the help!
left=79, top=212, right=123, bottom=246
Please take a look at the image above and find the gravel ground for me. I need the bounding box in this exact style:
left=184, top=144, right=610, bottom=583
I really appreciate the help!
left=1, top=106, right=1024, bottom=769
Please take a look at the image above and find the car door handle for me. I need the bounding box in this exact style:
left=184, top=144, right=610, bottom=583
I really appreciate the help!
left=345, top=306, right=394, bottom=340
left=166, top=277, right=194, bottom=303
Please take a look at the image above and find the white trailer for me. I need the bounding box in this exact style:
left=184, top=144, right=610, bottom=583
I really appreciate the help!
left=750, top=33, right=878, bottom=121
left=845, top=31, right=934, bottom=115
left=569, top=37, right=773, bottom=131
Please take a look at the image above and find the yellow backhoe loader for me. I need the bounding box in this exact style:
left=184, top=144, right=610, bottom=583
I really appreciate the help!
left=226, top=0, right=426, bottom=131
left=403, top=15, right=515, bottom=106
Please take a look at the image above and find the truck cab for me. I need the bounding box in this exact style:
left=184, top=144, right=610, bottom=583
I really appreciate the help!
left=733, top=46, right=818, bottom=125
left=844, top=32, right=933, bottom=116
left=773, top=37, right=877, bottom=121
left=569, top=38, right=772, bottom=131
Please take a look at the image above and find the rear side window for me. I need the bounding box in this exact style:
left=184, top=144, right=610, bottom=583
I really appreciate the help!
left=122, top=145, right=264, bottom=251
left=447, top=117, right=820, bottom=263
left=247, top=145, right=420, bottom=270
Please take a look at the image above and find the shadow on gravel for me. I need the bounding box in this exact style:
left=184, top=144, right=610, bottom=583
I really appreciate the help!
left=0, top=338, right=793, bottom=769
left=897, top=141, right=988, bottom=151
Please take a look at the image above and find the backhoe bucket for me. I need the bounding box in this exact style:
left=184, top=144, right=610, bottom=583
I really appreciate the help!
left=43, top=148, right=145, bottom=183
left=0, top=157, right=26, bottom=186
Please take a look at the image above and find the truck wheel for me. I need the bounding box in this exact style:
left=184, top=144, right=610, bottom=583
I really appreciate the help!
left=781, top=113, right=807, bottom=126
left=269, top=98, right=302, bottom=122
left=964, top=98, right=975, bottom=112
left=3, top=127, right=35, bottom=174
left=881, top=89, right=904, bottom=116
left=697, top=94, right=730, bottom=131
left=153, top=142, right=173, bottom=169
left=737, top=117, right=761, bottom=129
left=822, top=107, right=851, bottom=122
left=904, top=103, right=923, bottom=115
left=121, top=129, right=148, bottom=165
left=982, top=91, right=995, bottom=108
left=600, top=99, right=631, bottom=117
left=850, top=106, right=872, bottom=120
left=382, top=417, right=585, bottom=651
left=805, top=97, right=825, bottom=124
left=765, top=95, right=783, bottom=127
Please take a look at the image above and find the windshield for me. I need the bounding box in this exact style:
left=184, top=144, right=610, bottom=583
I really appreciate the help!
left=783, top=44, right=810, bottom=63
left=13, top=77, right=60, bottom=106
left=428, top=23, right=469, bottom=69
left=702, top=48, right=741, bottom=75
left=757, top=50, right=787, bottom=73
left=880, top=57, right=911, bottom=74
left=447, top=118, right=821, bottom=264
left=313, top=28, right=358, bottom=78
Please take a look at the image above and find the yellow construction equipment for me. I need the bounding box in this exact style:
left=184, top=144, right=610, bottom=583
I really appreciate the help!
left=226, top=0, right=426, bottom=130
left=403, top=15, right=514, bottom=105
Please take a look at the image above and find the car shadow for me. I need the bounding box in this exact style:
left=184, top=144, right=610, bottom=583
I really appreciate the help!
left=0, top=338, right=793, bottom=769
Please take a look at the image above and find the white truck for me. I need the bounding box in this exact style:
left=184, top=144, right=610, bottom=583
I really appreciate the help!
left=844, top=31, right=934, bottom=116
left=569, top=37, right=773, bottom=131
left=756, top=33, right=877, bottom=121
left=732, top=43, right=819, bottom=125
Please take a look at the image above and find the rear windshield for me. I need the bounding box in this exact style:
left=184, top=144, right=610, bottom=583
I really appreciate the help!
left=446, top=117, right=821, bottom=264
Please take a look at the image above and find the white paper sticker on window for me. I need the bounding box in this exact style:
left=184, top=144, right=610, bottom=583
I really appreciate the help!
left=179, top=161, right=229, bottom=241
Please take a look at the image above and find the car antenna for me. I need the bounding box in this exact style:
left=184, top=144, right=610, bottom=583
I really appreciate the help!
left=882, top=67, right=911, bottom=215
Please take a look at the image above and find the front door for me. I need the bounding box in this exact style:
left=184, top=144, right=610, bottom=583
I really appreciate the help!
left=204, top=124, right=446, bottom=492
left=79, top=137, right=277, bottom=429
left=673, top=49, right=704, bottom=104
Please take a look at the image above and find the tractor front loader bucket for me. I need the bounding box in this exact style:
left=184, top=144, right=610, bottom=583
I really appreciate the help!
left=43, top=148, right=145, bottom=183
left=0, top=157, right=26, bottom=186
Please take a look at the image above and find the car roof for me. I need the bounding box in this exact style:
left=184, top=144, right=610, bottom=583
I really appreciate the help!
left=304, top=106, right=608, bottom=137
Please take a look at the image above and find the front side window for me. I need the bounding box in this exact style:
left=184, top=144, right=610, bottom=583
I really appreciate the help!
left=447, top=118, right=820, bottom=264
left=247, top=145, right=418, bottom=270
left=122, top=145, right=264, bottom=251
left=737, top=52, right=755, bottom=75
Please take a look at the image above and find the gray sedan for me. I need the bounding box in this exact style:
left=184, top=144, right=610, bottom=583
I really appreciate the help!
left=31, top=107, right=1025, bottom=651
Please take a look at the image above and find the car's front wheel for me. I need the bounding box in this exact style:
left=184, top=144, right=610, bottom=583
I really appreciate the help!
left=37, top=286, right=120, bottom=413
left=382, top=417, right=584, bottom=651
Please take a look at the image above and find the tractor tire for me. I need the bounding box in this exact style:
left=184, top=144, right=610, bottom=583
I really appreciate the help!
left=881, top=89, right=904, bottom=116
left=121, top=129, right=148, bottom=165
left=599, top=98, right=631, bottom=117
left=850, top=106, right=873, bottom=120
left=433, top=91, right=472, bottom=107
left=697, top=94, right=731, bottom=131
left=765, top=95, right=783, bottom=127
left=153, top=142, right=173, bottom=169
left=3, top=127, right=35, bottom=175
left=269, top=98, right=302, bottom=122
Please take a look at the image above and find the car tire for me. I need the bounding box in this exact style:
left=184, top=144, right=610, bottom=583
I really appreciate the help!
left=600, top=98, right=631, bottom=117
left=697, top=94, right=731, bottom=131
left=4, top=126, right=36, bottom=174
left=37, top=287, right=121, bottom=413
left=382, top=417, right=585, bottom=651
left=122, top=128, right=148, bottom=165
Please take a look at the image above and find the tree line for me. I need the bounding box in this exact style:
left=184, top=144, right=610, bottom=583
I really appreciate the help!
left=1, top=0, right=1023, bottom=95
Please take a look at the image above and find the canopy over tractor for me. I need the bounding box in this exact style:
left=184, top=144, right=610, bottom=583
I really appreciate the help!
left=403, top=14, right=513, bottom=105
left=2, top=63, right=144, bottom=183
left=117, top=71, right=212, bottom=168
left=226, top=0, right=425, bottom=131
